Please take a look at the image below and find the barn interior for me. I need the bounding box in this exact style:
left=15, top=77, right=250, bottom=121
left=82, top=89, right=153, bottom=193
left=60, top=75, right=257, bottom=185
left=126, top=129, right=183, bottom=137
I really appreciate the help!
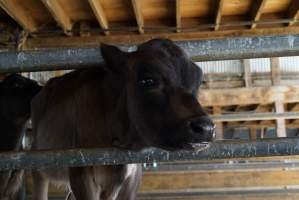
left=0, top=0, right=299, bottom=199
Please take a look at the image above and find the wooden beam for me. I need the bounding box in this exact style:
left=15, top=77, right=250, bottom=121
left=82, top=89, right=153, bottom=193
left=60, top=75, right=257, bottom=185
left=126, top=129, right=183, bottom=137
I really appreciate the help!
left=234, top=105, right=243, bottom=112
left=289, top=103, right=299, bottom=111
left=287, top=0, right=299, bottom=26
left=176, top=0, right=181, bottom=33
left=24, top=168, right=299, bottom=200
left=270, top=57, right=281, bottom=86
left=275, top=101, right=286, bottom=137
left=243, top=59, right=252, bottom=87
left=250, top=0, right=267, bottom=29
left=138, top=193, right=299, bottom=200
left=214, top=0, right=225, bottom=31
left=211, top=112, right=299, bottom=122
left=229, top=123, right=273, bottom=129
left=213, top=106, right=224, bottom=140
left=88, top=0, right=110, bottom=35
left=255, top=104, right=271, bottom=112
left=41, top=0, right=72, bottom=34
left=0, top=0, right=38, bottom=32
left=25, top=26, right=299, bottom=48
left=131, top=0, right=144, bottom=34
left=227, top=122, right=299, bottom=129
left=140, top=169, right=299, bottom=192
left=199, top=86, right=299, bottom=107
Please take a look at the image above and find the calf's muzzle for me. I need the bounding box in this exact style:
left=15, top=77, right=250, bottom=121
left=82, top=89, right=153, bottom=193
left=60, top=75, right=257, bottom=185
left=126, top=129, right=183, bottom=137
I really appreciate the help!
left=187, top=116, right=216, bottom=142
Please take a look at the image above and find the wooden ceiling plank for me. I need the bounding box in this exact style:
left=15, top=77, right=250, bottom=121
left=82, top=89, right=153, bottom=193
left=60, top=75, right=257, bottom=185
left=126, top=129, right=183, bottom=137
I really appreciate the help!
left=250, top=0, right=267, bottom=29
left=131, top=0, right=144, bottom=34
left=88, top=0, right=109, bottom=35
left=41, top=0, right=72, bottom=34
left=176, top=0, right=181, bottom=33
left=287, top=0, right=299, bottom=26
left=0, top=0, right=38, bottom=32
left=214, top=0, right=225, bottom=31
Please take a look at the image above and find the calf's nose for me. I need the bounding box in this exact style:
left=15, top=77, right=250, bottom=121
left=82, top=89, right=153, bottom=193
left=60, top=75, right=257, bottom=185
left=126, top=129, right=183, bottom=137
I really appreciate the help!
left=188, top=116, right=215, bottom=140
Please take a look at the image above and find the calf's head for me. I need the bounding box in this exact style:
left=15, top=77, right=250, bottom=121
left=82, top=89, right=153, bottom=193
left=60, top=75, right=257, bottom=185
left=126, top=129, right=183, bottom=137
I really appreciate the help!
left=0, top=74, right=41, bottom=123
left=102, top=39, right=215, bottom=150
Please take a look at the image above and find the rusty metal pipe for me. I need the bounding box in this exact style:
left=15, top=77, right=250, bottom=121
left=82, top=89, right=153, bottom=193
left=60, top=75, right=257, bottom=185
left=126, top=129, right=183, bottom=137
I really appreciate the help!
left=0, top=138, right=299, bottom=171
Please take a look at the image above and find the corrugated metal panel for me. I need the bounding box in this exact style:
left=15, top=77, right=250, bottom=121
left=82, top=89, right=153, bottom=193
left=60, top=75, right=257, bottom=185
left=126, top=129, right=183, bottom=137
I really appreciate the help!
left=250, top=58, right=270, bottom=73
left=280, top=56, right=299, bottom=72
left=196, top=60, right=242, bottom=74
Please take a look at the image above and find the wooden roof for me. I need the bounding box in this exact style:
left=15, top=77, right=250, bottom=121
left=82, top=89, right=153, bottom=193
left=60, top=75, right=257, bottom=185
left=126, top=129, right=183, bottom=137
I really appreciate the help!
left=0, top=0, right=298, bottom=46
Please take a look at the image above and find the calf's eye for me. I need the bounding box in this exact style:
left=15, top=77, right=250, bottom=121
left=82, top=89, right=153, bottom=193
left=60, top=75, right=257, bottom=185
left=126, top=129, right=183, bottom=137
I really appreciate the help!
left=139, top=78, right=158, bottom=89
left=14, top=82, right=24, bottom=88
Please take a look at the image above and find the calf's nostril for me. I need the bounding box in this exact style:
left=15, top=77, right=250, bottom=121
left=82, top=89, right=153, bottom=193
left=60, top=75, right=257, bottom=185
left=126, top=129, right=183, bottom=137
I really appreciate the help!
left=190, top=122, right=204, bottom=133
left=189, top=121, right=215, bottom=135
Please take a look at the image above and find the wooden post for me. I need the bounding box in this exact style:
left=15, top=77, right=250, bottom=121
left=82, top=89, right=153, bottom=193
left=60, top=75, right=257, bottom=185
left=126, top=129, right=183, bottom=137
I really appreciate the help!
left=250, top=128, right=257, bottom=140
left=213, top=106, right=224, bottom=140
left=243, top=59, right=252, bottom=87
left=270, top=57, right=281, bottom=86
left=260, top=127, right=265, bottom=139
left=270, top=57, right=285, bottom=137
left=176, top=0, right=181, bottom=33
left=275, top=101, right=287, bottom=137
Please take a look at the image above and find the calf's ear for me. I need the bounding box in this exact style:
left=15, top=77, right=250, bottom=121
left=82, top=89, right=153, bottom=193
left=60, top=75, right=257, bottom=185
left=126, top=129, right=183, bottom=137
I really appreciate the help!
left=101, top=43, right=127, bottom=73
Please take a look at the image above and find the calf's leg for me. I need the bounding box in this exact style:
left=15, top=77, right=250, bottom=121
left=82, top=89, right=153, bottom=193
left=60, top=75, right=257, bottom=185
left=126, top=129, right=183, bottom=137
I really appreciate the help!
left=69, top=167, right=100, bottom=200
left=32, top=171, right=48, bottom=200
left=116, top=165, right=142, bottom=200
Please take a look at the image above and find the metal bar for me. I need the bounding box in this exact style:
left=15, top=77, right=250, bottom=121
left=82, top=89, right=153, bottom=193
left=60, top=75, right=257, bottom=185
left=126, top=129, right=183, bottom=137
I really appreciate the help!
left=0, top=48, right=104, bottom=72
left=0, top=34, right=299, bottom=72
left=1, top=138, right=299, bottom=171
left=143, top=160, right=299, bottom=172
left=211, top=112, right=299, bottom=122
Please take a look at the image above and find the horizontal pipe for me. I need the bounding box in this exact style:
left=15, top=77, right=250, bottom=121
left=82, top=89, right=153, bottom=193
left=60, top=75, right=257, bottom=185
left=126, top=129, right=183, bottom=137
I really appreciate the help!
left=1, top=138, right=299, bottom=171
left=0, top=48, right=104, bottom=72
left=0, top=34, right=299, bottom=72
left=143, top=160, right=299, bottom=172
left=211, top=112, right=299, bottom=122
